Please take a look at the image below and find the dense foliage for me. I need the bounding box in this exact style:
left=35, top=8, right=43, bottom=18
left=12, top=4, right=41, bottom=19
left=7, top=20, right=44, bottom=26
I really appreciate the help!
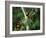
left=12, top=7, right=40, bottom=31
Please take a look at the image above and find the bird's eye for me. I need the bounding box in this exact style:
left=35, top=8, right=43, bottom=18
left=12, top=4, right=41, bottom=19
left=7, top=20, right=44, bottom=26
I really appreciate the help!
left=26, top=13, right=29, bottom=16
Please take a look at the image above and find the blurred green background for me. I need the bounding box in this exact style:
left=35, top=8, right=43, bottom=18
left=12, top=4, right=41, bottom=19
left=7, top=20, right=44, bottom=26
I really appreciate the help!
left=12, top=7, right=40, bottom=31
